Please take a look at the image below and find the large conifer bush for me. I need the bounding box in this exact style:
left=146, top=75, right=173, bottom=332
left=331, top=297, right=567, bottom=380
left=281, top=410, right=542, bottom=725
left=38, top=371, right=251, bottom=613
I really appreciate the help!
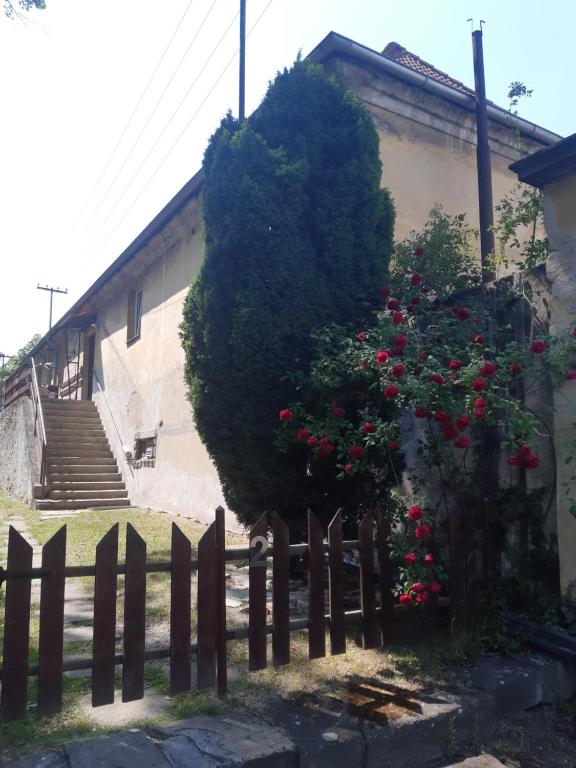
left=180, top=60, right=394, bottom=527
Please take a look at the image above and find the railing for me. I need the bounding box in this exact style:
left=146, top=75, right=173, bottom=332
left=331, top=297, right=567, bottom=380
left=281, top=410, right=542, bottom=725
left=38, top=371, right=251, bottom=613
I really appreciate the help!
left=30, top=356, right=48, bottom=496
left=60, top=367, right=82, bottom=399
left=0, top=507, right=404, bottom=722
left=2, top=365, right=32, bottom=408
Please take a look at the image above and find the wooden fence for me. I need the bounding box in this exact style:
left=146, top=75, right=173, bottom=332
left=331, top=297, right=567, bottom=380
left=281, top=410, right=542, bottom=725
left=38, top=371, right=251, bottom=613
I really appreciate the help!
left=0, top=507, right=402, bottom=723
left=2, top=365, right=31, bottom=409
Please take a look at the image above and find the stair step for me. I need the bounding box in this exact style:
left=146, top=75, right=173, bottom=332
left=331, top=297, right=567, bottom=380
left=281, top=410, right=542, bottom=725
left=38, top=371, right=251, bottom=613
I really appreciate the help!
left=36, top=498, right=131, bottom=511
left=47, top=445, right=112, bottom=456
left=50, top=481, right=126, bottom=492
left=48, top=457, right=118, bottom=467
left=43, top=400, right=96, bottom=409
left=49, top=488, right=128, bottom=501
left=44, top=415, right=101, bottom=425
left=48, top=440, right=110, bottom=450
left=49, top=472, right=123, bottom=482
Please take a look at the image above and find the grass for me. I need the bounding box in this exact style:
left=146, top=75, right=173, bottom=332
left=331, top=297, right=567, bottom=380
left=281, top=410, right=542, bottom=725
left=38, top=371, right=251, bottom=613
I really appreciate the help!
left=0, top=489, right=470, bottom=760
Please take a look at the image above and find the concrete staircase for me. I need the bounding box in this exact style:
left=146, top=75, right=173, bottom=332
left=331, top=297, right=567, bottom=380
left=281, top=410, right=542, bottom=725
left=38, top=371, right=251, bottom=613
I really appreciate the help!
left=37, top=398, right=130, bottom=511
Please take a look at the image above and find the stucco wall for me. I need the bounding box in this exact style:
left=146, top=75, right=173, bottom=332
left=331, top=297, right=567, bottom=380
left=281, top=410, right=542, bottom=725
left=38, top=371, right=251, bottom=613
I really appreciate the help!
left=0, top=397, right=40, bottom=504
left=91, top=197, right=240, bottom=531
left=545, top=176, right=576, bottom=598
left=328, top=57, right=548, bottom=258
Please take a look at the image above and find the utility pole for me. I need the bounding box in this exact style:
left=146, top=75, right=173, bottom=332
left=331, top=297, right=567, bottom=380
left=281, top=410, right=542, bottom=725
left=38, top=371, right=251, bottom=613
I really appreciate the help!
left=239, top=0, right=246, bottom=120
left=470, top=21, right=496, bottom=282
left=37, top=284, right=68, bottom=330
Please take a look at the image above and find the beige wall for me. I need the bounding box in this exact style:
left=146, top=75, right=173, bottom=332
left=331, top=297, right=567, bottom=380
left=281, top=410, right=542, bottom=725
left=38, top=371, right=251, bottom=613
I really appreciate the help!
left=545, top=176, right=576, bottom=597
left=91, top=196, right=240, bottom=531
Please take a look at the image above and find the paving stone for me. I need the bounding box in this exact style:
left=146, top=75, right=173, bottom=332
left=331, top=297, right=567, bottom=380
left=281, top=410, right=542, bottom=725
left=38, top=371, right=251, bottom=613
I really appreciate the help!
left=4, top=750, right=69, bottom=768
left=64, top=730, right=170, bottom=768
left=151, top=708, right=297, bottom=767
left=77, top=691, right=172, bottom=726
left=470, top=656, right=544, bottom=717
left=255, top=694, right=365, bottom=768
left=443, top=756, right=506, bottom=768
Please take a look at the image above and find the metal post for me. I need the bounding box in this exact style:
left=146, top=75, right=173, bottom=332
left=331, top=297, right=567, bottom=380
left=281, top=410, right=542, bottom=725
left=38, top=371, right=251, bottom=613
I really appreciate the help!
left=239, top=0, right=246, bottom=120
left=472, top=26, right=496, bottom=282
left=37, top=285, right=68, bottom=331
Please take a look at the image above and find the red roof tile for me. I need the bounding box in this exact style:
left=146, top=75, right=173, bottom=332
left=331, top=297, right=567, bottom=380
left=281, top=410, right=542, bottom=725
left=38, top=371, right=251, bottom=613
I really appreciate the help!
left=382, top=42, right=474, bottom=95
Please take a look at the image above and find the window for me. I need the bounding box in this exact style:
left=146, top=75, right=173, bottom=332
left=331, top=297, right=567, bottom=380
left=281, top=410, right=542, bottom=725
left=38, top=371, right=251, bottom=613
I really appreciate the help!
left=127, top=289, right=143, bottom=343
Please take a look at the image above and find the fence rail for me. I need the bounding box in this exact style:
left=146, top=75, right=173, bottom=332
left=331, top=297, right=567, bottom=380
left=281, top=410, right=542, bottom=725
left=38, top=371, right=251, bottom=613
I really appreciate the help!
left=0, top=507, right=402, bottom=722
left=2, top=365, right=32, bottom=408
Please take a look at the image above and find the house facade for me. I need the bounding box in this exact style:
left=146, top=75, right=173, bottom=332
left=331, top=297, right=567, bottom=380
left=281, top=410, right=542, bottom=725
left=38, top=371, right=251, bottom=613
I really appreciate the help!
left=512, top=134, right=576, bottom=597
left=5, top=32, right=560, bottom=530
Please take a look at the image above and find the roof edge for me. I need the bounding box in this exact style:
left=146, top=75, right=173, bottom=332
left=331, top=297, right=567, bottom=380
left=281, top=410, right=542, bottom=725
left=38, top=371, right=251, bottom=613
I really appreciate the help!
left=510, top=133, right=576, bottom=188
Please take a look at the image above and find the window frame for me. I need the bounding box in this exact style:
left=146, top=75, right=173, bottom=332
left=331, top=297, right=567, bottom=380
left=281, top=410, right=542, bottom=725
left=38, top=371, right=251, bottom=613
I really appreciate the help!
left=127, top=288, right=143, bottom=344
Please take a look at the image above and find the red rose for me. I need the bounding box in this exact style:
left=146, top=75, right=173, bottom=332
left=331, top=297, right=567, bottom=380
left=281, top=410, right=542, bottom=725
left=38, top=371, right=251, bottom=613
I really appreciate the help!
left=428, top=374, right=445, bottom=386
left=392, top=363, right=406, bottom=378
left=307, top=436, right=319, bottom=447
left=399, top=594, right=412, bottom=605
left=411, top=582, right=426, bottom=593
left=448, top=360, right=463, bottom=371
left=379, top=287, right=391, bottom=299
left=362, top=422, right=377, bottom=433
left=442, top=424, right=459, bottom=440
left=410, top=273, right=421, bottom=286
left=392, top=311, right=404, bottom=325
left=480, top=362, right=497, bottom=378
left=414, top=408, right=430, bottom=418
left=454, top=307, right=470, bottom=320
left=332, top=407, right=344, bottom=419
left=411, top=296, right=421, bottom=306
left=474, top=408, right=485, bottom=421
left=455, top=436, right=471, bottom=449
left=472, top=378, right=486, bottom=392
left=383, top=384, right=400, bottom=399
left=297, top=428, right=311, bottom=442
left=348, top=444, right=365, bottom=460
left=475, top=398, right=486, bottom=408
left=415, top=524, right=431, bottom=538
left=388, top=440, right=399, bottom=451
left=343, top=463, right=353, bottom=474
left=415, top=591, right=429, bottom=604
left=403, top=552, right=417, bottom=565
left=531, top=339, right=546, bottom=354
left=414, top=246, right=424, bottom=257
left=394, top=333, right=408, bottom=348
left=566, top=370, right=576, bottom=380
left=279, top=408, right=294, bottom=422
left=419, top=353, right=428, bottom=363
left=318, top=438, right=335, bottom=457
left=387, top=298, right=400, bottom=310
left=375, top=350, right=390, bottom=364
left=391, top=346, right=405, bottom=357
left=524, top=454, right=540, bottom=469
left=355, top=331, right=366, bottom=342
left=510, top=362, right=522, bottom=375
left=423, top=553, right=434, bottom=565
left=429, top=582, right=442, bottom=594
left=407, top=505, right=424, bottom=521
left=455, top=415, right=470, bottom=431
left=432, top=410, right=450, bottom=424
left=471, top=334, right=486, bottom=345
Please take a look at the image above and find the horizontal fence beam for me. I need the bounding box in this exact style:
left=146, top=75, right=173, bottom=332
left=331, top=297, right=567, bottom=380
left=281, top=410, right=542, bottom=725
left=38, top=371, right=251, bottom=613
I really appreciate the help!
left=0, top=608, right=370, bottom=680
left=0, top=540, right=361, bottom=583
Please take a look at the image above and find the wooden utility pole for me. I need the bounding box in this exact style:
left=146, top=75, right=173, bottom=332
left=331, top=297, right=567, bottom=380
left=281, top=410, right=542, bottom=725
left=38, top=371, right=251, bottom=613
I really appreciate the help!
left=37, top=284, right=68, bottom=330
left=239, top=0, right=246, bottom=120
left=471, top=24, right=496, bottom=282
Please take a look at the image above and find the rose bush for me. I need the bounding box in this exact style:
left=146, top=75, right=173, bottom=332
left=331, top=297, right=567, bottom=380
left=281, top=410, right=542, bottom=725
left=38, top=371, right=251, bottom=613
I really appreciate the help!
left=277, top=210, right=576, bottom=605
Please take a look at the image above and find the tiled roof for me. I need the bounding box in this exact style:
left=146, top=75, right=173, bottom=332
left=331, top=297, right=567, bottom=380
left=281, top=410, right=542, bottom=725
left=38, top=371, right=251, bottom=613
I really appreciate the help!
left=382, top=42, right=474, bottom=95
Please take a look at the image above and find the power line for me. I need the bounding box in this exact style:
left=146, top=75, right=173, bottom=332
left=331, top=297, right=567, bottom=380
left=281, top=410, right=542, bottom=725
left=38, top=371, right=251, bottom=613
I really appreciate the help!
left=73, top=0, right=195, bottom=230
left=92, top=7, right=239, bottom=238
left=85, top=0, right=276, bottom=265
left=84, top=0, right=220, bottom=234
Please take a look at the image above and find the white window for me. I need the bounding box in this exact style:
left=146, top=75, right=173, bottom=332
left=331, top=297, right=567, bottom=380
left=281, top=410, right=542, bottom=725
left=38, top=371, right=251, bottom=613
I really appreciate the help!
left=127, top=289, right=143, bottom=343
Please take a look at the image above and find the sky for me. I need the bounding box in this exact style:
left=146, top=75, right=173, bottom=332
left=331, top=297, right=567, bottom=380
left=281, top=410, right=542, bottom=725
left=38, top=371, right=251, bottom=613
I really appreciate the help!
left=0, top=0, right=573, bottom=356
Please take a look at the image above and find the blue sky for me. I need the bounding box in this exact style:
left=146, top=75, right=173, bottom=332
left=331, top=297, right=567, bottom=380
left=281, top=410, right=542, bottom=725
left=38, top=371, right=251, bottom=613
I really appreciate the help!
left=0, top=0, right=573, bottom=354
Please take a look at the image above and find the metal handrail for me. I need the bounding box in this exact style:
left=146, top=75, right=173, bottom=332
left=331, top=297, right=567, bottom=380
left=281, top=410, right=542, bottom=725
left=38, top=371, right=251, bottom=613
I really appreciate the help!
left=30, top=356, right=48, bottom=493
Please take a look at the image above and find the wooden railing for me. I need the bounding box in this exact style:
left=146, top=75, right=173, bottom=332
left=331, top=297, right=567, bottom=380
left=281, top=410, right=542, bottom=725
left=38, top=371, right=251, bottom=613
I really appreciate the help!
left=30, top=357, right=48, bottom=496
left=2, top=365, right=32, bottom=408
left=60, top=367, right=82, bottom=399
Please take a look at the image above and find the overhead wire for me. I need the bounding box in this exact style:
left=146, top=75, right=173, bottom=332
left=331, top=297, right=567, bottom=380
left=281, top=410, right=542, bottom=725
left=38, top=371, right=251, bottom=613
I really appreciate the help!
left=84, top=0, right=220, bottom=233
left=92, top=6, right=240, bottom=237
left=73, top=0, right=195, bottom=229
left=84, top=0, right=276, bottom=264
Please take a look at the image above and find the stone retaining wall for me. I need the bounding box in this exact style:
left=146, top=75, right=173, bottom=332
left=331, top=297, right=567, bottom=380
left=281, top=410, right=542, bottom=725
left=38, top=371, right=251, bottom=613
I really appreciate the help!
left=0, top=396, right=40, bottom=504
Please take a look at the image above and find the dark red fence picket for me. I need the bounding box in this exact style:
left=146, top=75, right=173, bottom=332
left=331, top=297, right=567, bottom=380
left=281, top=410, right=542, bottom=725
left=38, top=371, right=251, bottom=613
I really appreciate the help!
left=0, top=506, right=402, bottom=723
